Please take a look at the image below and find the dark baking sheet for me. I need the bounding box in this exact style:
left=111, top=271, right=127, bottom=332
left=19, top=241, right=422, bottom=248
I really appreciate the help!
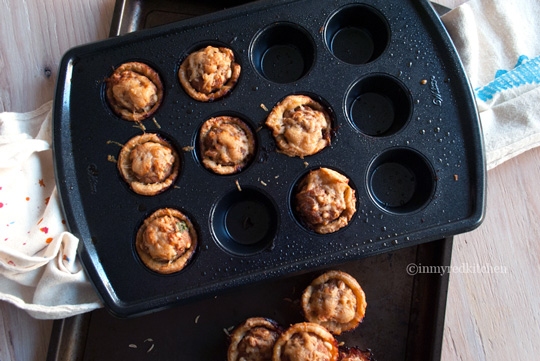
left=47, top=237, right=453, bottom=361
left=53, top=0, right=485, bottom=317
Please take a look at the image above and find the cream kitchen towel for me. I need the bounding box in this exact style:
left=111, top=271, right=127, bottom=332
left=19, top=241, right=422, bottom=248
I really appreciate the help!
left=441, top=0, right=540, bottom=169
left=0, top=101, right=102, bottom=319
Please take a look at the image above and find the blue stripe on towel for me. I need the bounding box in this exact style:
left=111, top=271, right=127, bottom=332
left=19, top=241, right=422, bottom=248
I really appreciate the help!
left=475, top=55, right=540, bottom=102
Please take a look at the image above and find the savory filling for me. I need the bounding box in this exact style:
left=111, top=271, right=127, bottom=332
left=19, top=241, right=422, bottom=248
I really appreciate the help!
left=129, top=142, right=175, bottom=184
left=106, top=62, right=163, bottom=121
left=281, top=333, right=334, bottom=361
left=295, top=168, right=356, bottom=234
left=110, top=71, right=158, bottom=113
left=179, top=46, right=241, bottom=102
left=200, top=116, right=255, bottom=174
left=236, top=326, right=280, bottom=361
left=301, top=271, right=367, bottom=335
left=141, top=215, right=192, bottom=263
left=306, top=279, right=357, bottom=324
left=281, top=105, right=330, bottom=156
left=228, top=317, right=283, bottom=361
left=266, top=95, right=331, bottom=158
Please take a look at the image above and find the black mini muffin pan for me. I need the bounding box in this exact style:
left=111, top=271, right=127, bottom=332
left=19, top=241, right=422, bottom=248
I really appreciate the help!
left=53, top=0, right=485, bottom=317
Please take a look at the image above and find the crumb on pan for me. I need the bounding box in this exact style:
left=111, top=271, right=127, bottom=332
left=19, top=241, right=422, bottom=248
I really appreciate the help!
left=133, top=121, right=146, bottom=131
left=106, top=140, right=124, bottom=147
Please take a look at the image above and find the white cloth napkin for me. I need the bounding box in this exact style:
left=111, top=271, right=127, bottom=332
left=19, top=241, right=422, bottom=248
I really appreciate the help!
left=0, top=101, right=101, bottom=319
left=1, top=0, right=539, bottom=319
left=441, top=0, right=540, bottom=169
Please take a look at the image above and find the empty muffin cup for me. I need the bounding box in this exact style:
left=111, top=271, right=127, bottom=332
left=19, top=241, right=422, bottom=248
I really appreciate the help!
left=211, top=187, right=279, bottom=256
left=367, top=148, right=435, bottom=214
left=345, top=74, right=411, bottom=137
left=324, top=4, right=389, bottom=64
left=250, top=22, right=315, bottom=83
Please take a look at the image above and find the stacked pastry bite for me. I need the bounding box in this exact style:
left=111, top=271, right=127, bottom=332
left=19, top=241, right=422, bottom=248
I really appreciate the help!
left=226, top=270, right=373, bottom=361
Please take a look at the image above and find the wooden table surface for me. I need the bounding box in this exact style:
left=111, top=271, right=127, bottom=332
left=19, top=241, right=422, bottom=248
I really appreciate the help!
left=1, top=0, right=539, bottom=360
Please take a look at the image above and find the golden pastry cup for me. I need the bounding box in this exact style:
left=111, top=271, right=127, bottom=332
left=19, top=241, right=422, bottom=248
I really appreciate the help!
left=135, top=208, right=197, bottom=274
left=295, top=167, right=356, bottom=234
left=117, top=133, right=180, bottom=196
left=227, top=317, right=283, bottom=361
left=272, top=322, right=339, bottom=361
left=199, top=116, right=256, bottom=175
left=301, top=270, right=367, bottom=335
left=105, top=61, right=163, bottom=122
left=178, top=45, right=241, bottom=102
left=266, top=94, right=332, bottom=158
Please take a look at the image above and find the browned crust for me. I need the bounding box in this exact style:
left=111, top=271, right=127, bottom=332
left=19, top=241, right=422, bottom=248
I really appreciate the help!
left=199, top=116, right=256, bottom=175
left=178, top=46, right=241, bottom=102
left=338, top=347, right=373, bottom=361
left=295, top=168, right=356, bottom=234
left=301, top=270, right=367, bottom=335
left=265, top=95, right=331, bottom=158
left=135, top=208, right=197, bottom=274
left=272, top=322, right=338, bottom=361
left=117, top=133, right=180, bottom=196
left=105, top=62, right=163, bottom=121
left=228, top=317, right=283, bottom=361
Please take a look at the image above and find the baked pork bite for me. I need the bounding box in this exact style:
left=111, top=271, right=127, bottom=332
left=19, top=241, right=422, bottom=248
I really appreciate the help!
left=105, top=61, right=163, bottom=121
left=136, top=208, right=197, bottom=274
left=295, top=168, right=356, bottom=234
left=338, top=347, right=373, bottom=361
left=266, top=95, right=331, bottom=158
left=301, top=270, right=367, bottom=335
left=199, top=116, right=255, bottom=175
left=117, top=133, right=179, bottom=196
left=228, top=317, right=283, bottom=361
left=178, top=45, right=241, bottom=102
left=272, top=322, right=338, bottom=361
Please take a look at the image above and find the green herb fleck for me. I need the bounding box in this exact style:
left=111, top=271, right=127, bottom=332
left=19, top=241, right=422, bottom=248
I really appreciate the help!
left=176, top=221, right=188, bottom=233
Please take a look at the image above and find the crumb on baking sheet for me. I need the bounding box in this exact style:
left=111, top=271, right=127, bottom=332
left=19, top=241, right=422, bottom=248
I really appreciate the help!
left=182, top=145, right=194, bottom=152
left=260, top=103, right=268, bottom=111
left=152, top=117, right=161, bottom=129
left=235, top=179, right=242, bottom=192
left=420, top=79, right=428, bottom=85
left=195, top=315, right=200, bottom=324
left=260, top=180, right=267, bottom=186
left=107, top=155, right=117, bottom=163
left=454, top=174, right=459, bottom=181
left=128, top=344, right=137, bottom=349
left=303, top=161, right=309, bottom=168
